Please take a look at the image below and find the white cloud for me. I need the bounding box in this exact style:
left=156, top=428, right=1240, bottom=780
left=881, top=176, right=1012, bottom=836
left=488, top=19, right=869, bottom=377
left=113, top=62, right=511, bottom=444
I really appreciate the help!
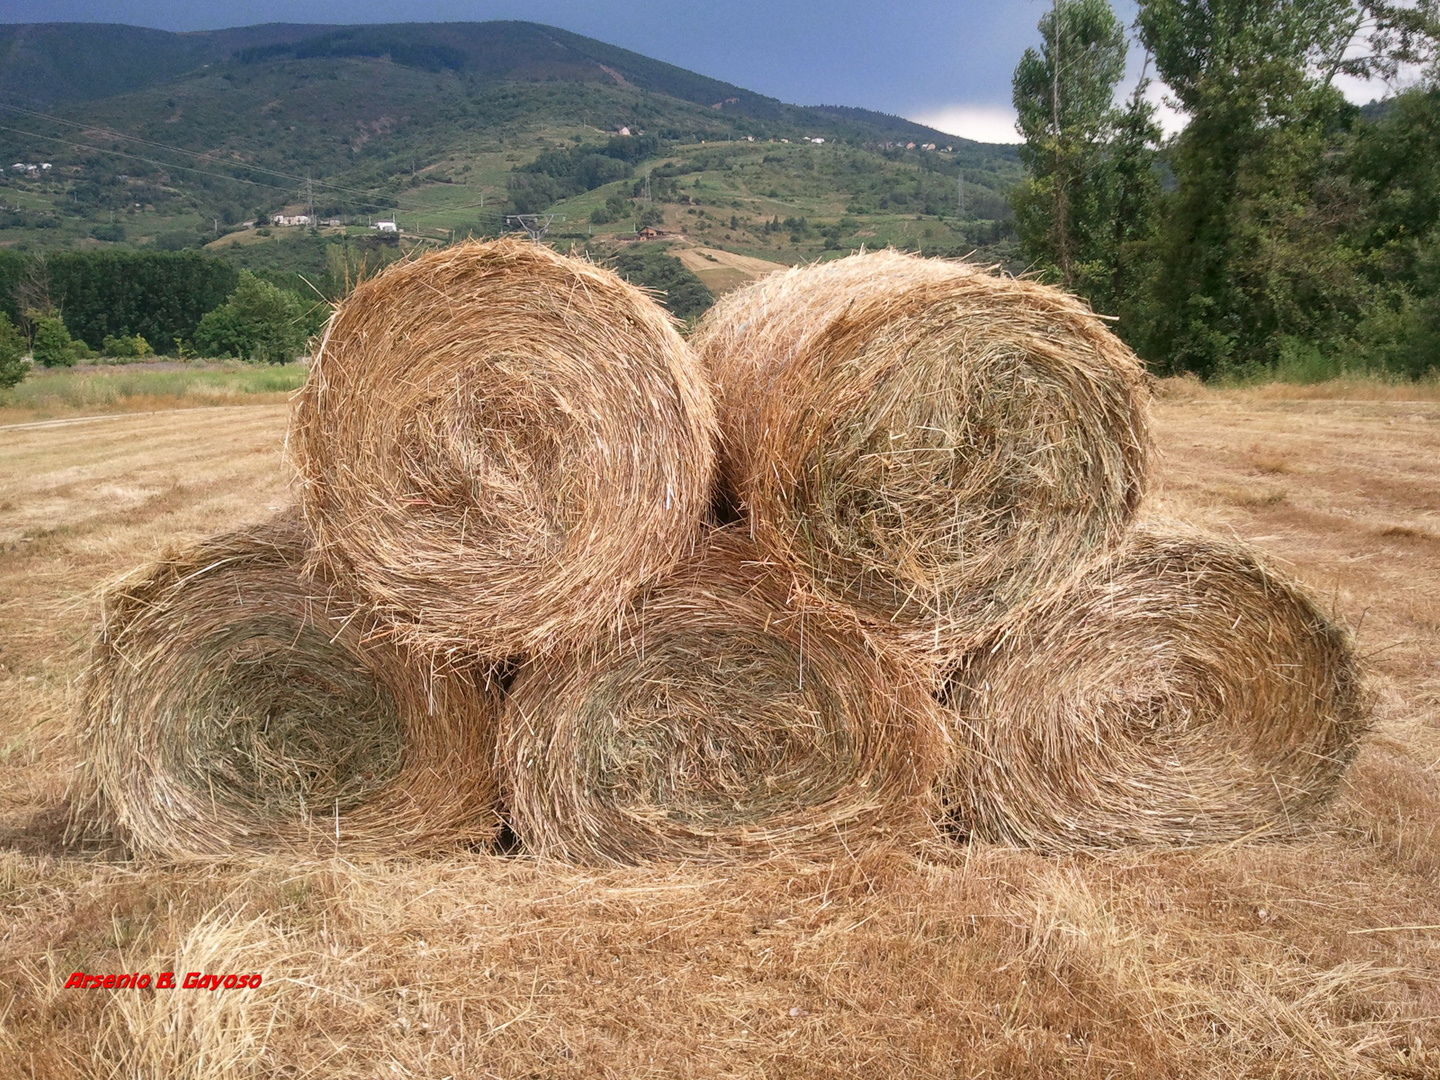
left=907, top=105, right=1023, bottom=144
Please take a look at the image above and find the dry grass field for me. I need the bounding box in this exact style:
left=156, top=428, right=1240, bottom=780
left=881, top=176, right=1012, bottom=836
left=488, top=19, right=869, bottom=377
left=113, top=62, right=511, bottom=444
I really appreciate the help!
left=1, top=382, right=1438, bottom=1078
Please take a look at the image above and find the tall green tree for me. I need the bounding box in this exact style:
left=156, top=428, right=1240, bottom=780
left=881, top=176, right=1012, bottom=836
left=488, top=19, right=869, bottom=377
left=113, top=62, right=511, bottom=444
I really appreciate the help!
left=193, top=271, right=309, bottom=363
left=1103, top=61, right=1164, bottom=324
left=30, top=312, right=78, bottom=368
left=0, top=312, right=26, bottom=389
left=1011, top=0, right=1129, bottom=289
left=1345, top=86, right=1440, bottom=375
left=1132, top=0, right=1429, bottom=375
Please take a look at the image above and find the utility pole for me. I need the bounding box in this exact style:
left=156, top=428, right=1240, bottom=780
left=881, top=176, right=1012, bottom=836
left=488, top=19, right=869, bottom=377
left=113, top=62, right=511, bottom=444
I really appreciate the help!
left=957, top=172, right=965, bottom=219
left=305, top=174, right=314, bottom=223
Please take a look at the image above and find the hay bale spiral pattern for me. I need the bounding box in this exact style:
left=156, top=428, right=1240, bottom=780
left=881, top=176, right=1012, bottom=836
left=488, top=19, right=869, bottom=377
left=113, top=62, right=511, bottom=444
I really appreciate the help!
left=694, top=250, right=1151, bottom=658
left=938, top=529, right=1369, bottom=850
left=293, top=239, right=717, bottom=661
left=500, top=531, right=947, bottom=864
left=74, top=513, right=501, bottom=858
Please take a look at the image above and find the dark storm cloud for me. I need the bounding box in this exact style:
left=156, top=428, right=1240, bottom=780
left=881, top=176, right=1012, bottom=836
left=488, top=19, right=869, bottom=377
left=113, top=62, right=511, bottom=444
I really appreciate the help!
left=0, top=2, right=1141, bottom=120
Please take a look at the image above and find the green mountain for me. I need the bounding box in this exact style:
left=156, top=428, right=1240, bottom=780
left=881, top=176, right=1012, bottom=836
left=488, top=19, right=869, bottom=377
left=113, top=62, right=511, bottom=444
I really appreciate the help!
left=0, top=21, right=1023, bottom=289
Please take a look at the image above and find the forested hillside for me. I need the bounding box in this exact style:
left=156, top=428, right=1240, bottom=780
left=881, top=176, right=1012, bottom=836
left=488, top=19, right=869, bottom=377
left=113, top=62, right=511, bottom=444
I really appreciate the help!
left=0, top=21, right=1018, bottom=261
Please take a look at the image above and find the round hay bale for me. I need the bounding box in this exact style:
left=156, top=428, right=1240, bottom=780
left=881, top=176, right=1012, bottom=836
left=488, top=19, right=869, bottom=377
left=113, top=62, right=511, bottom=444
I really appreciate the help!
left=937, top=529, right=1369, bottom=850
left=292, top=238, right=717, bottom=661
left=693, top=249, right=1151, bottom=658
left=500, top=530, right=947, bottom=864
left=74, top=513, right=502, bottom=858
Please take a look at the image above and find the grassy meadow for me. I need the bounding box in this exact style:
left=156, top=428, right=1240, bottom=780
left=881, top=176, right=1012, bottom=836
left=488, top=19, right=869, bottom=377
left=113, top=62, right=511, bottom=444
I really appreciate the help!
left=0, top=362, right=307, bottom=425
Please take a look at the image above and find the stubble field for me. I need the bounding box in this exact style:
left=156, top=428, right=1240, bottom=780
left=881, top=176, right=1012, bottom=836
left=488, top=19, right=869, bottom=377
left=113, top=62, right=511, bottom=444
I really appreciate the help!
left=0, top=381, right=1437, bottom=1078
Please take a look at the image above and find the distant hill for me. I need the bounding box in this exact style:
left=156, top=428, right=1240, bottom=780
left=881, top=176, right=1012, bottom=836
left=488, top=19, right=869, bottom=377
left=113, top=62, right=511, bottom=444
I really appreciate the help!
left=0, top=21, right=1023, bottom=284
left=0, top=21, right=949, bottom=138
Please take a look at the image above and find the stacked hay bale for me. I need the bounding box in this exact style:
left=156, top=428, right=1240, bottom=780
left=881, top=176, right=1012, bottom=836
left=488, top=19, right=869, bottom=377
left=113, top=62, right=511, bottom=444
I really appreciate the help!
left=501, top=530, right=945, bottom=864
left=72, top=513, right=502, bottom=858
left=76, top=239, right=723, bottom=859
left=935, top=528, right=1367, bottom=849
left=692, top=250, right=1151, bottom=662
left=71, top=241, right=1367, bottom=863
left=693, top=249, right=1367, bottom=849
left=291, top=238, right=717, bottom=662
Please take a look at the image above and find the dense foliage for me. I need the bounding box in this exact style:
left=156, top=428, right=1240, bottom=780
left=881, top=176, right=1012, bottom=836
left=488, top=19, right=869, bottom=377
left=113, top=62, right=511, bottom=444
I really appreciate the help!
left=193, top=271, right=312, bottom=363
left=41, top=251, right=238, bottom=355
left=608, top=247, right=714, bottom=319
left=0, top=312, right=25, bottom=388
left=1013, top=0, right=1440, bottom=380
left=508, top=134, right=663, bottom=214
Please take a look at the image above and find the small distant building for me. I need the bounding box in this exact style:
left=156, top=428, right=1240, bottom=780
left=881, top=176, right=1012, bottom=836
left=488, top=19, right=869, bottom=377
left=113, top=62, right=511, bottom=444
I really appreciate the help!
left=320, top=217, right=343, bottom=227
left=373, top=220, right=399, bottom=233
left=617, top=126, right=631, bottom=136
left=922, top=143, right=936, bottom=151
left=637, top=226, right=665, bottom=240
left=809, top=137, right=825, bottom=144
left=906, top=142, right=916, bottom=150
left=273, top=214, right=312, bottom=226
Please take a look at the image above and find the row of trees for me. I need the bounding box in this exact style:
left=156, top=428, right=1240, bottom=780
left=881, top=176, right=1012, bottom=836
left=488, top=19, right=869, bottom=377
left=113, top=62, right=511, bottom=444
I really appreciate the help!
left=0, top=249, right=320, bottom=387
left=1012, top=0, right=1440, bottom=378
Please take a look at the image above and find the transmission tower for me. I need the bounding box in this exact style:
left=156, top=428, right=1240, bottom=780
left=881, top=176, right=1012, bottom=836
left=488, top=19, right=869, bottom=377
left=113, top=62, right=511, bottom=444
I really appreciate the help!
left=505, top=213, right=564, bottom=241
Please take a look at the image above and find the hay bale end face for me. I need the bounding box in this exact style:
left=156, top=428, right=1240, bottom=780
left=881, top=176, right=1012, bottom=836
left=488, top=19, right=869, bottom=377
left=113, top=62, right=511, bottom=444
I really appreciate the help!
left=938, top=529, right=1369, bottom=850
left=73, top=513, right=502, bottom=859
left=292, top=238, right=717, bottom=661
left=500, top=530, right=948, bottom=864
left=694, top=250, right=1151, bottom=659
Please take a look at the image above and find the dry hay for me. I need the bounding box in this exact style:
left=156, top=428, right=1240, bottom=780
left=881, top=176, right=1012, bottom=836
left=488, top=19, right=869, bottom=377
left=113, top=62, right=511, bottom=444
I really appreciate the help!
left=693, top=249, right=1151, bottom=659
left=500, top=529, right=947, bottom=864
left=71, top=512, right=502, bottom=859
left=938, top=528, right=1369, bottom=850
left=291, top=238, right=717, bottom=662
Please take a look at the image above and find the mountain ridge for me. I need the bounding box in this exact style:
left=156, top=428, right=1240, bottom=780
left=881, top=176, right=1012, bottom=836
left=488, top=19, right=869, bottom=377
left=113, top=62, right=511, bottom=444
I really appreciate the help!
left=0, top=20, right=953, bottom=143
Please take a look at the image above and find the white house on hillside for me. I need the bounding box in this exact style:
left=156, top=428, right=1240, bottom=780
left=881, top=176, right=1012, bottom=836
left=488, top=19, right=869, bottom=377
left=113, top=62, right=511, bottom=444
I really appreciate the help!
left=373, top=220, right=399, bottom=233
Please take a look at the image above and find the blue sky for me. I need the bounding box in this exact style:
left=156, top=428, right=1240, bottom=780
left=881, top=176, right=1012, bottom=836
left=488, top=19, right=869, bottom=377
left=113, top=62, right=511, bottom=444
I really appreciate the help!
left=0, top=1, right=1151, bottom=142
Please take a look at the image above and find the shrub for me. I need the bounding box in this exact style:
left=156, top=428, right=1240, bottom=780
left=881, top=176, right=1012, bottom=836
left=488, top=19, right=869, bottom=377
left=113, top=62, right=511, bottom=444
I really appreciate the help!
left=102, top=333, right=156, bottom=359
left=609, top=247, right=713, bottom=320
left=30, top=312, right=78, bottom=368
left=194, top=271, right=307, bottom=363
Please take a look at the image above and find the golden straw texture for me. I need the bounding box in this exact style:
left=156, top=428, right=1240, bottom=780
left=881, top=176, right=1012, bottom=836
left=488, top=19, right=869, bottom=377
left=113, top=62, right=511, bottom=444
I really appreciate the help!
left=937, top=528, right=1369, bottom=850
left=693, top=249, right=1151, bottom=660
left=292, top=238, right=717, bottom=661
left=72, top=512, right=502, bottom=859
left=500, top=529, right=947, bottom=864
